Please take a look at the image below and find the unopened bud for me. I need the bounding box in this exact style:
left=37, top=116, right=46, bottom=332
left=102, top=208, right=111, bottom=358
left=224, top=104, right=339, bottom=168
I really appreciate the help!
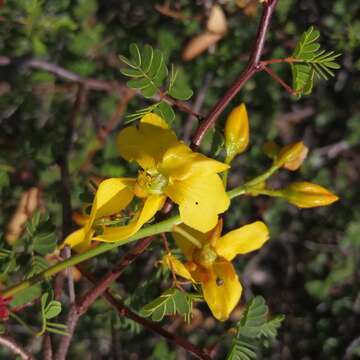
left=283, top=182, right=339, bottom=208
left=225, top=103, right=249, bottom=163
left=275, top=141, right=308, bottom=170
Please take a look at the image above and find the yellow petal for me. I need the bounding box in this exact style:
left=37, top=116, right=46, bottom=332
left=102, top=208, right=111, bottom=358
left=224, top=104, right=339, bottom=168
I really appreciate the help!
left=141, top=113, right=169, bottom=129
left=63, top=227, right=94, bottom=253
left=160, top=143, right=229, bottom=180
left=215, top=221, right=269, bottom=261
left=166, top=174, right=229, bottom=232
left=202, top=259, right=242, bottom=321
left=92, top=178, right=135, bottom=219
left=85, top=177, right=135, bottom=234
left=94, top=194, right=166, bottom=242
left=117, top=120, right=179, bottom=170
left=172, top=224, right=209, bottom=260
left=162, top=254, right=194, bottom=281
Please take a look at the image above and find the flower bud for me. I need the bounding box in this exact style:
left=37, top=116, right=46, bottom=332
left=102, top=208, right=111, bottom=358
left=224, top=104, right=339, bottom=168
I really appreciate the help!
left=275, top=141, right=308, bottom=170
left=283, top=182, right=339, bottom=208
left=225, top=103, right=249, bottom=163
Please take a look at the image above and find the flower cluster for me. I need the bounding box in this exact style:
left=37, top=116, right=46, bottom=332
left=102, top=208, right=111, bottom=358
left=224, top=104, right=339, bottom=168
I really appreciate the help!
left=63, top=103, right=338, bottom=320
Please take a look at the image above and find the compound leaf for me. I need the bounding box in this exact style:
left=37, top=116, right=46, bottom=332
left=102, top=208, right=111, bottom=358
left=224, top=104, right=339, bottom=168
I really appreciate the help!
left=291, top=26, right=341, bottom=96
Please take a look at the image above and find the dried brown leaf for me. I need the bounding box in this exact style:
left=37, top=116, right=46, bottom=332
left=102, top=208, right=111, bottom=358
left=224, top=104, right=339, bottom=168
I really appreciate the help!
left=182, top=32, right=222, bottom=61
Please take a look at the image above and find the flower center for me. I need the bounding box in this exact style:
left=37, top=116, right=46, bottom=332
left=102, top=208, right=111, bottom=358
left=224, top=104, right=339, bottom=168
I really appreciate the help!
left=134, top=169, right=168, bottom=197
left=193, top=244, right=218, bottom=269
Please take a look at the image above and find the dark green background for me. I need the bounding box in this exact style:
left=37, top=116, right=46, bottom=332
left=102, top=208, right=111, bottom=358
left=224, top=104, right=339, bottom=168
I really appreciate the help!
left=0, top=0, right=359, bottom=358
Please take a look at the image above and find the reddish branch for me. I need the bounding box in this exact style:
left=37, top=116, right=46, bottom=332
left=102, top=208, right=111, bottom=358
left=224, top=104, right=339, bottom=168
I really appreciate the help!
left=0, top=335, right=33, bottom=360
left=0, top=56, right=121, bottom=93
left=77, top=235, right=156, bottom=315
left=0, top=56, right=200, bottom=119
left=81, top=268, right=211, bottom=360
left=262, top=65, right=296, bottom=95
left=191, top=0, right=279, bottom=149
left=54, top=237, right=210, bottom=360
left=53, top=86, right=86, bottom=360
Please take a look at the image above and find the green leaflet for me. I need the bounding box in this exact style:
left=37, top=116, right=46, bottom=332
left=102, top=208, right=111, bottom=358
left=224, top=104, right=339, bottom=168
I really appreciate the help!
left=226, top=296, right=284, bottom=360
left=10, top=284, right=42, bottom=308
left=37, top=292, right=68, bottom=336
left=41, top=293, right=62, bottom=319
left=291, top=26, right=341, bottom=96
left=141, top=288, right=201, bottom=322
left=154, top=101, right=175, bottom=124
left=168, top=65, right=193, bottom=101
left=120, top=44, right=168, bottom=98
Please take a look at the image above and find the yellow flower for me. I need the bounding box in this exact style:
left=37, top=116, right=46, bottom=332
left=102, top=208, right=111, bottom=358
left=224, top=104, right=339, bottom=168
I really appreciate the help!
left=113, top=113, right=230, bottom=233
left=282, top=181, right=339, bottom=208
left=224, top=103, right=249, bottom=164
left=64, top=113, right=230, bottom=248
left=164, top=219, right=269, bottom=321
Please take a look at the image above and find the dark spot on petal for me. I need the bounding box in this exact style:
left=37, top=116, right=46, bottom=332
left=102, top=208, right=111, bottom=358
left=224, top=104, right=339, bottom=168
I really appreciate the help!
left=195, top=201, right=199, bottom=205
left=216, top=277, right=224, bottom=286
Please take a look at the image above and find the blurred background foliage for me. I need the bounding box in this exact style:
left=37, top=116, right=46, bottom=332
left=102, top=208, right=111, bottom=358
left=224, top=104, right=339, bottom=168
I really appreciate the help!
left=0, top=0, right=360, bottom=359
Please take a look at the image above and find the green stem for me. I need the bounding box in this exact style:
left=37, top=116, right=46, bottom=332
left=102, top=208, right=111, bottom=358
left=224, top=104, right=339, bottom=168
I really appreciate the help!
left=1, top=215, right=181, bottom=299
left=227, top=186, right=246, bottom=199
left=222, top=170, right=229, bottom=188
left=245, top=164, right=279, bottom=187
left=1, top=164, right=282, bottom=299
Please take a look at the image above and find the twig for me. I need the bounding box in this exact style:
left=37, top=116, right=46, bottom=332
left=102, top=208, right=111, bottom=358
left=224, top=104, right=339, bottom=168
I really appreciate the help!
left=56, top=233, right=149, bottom=360
left=0, top=56, right=122, bottom=93
left=162, top=93, right=202, bottom=119
left=63, top=246, right=75, bottom=304
left=262, top=65, right=297, bottom=95
left=54, top=306, right=78, bottom=360
left=260, top=56, right=295, bottom=65
left=80, top=268, right=211, bottom=360
left=0, top=335, right=34, bottom=360
left=0, top=56, right=200, bottom=119
left=53, top=86, right=86, bottom=360
left=59, top=85, right=86, bottom=238
left=77, top=235, right=156, bottom=315
left=191, top=0, right=279, bottom=149
left=42, top=334, right=53, bottom=360
left=55, top=235, right=210, bottom=360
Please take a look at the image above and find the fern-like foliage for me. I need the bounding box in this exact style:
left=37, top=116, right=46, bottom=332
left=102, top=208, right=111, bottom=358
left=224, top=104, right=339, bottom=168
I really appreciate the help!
left=120, top=44, right=168, bottom=98
left=226, top=296, right=284, bottom=360
left=141, top=288, right=201, bottom=322
left=291, top=26, right=341, bottom=96
left=120, top=44, right=193, bottom=123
